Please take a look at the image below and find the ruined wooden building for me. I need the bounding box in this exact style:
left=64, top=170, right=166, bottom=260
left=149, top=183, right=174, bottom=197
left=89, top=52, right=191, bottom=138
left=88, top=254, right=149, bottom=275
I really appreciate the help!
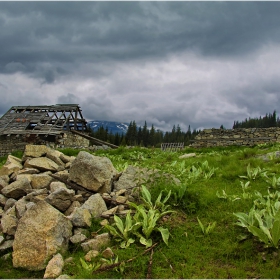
left=0, top=104, right=90, bottom=156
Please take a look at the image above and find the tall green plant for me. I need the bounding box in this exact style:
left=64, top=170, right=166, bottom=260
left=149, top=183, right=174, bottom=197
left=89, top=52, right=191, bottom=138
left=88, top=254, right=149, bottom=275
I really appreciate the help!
left=234, top=190, right=280, bottom=248
left=239, top=164, right=267, bottom=180
left=131, top=205, right=171, bottom=247
left=137, top=185, right=172, bottom=213
left=197, top=217, right=216, bottom=235
left=106, top=185, right=174, bottom=248
left=105, top=211, right=141, bottom=248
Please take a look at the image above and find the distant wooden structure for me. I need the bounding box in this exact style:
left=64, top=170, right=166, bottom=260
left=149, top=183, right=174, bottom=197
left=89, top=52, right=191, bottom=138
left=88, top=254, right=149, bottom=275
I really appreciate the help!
left=0, top=104, right=88, bottom=137
left=161, top=142, right=184, bottom=152
left=0, top=104, right=119, bottom=153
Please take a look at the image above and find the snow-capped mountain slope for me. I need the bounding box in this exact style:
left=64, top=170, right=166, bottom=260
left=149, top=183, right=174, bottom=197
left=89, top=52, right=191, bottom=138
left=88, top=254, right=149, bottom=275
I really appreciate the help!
left=87, top=120, right=129, bottom=135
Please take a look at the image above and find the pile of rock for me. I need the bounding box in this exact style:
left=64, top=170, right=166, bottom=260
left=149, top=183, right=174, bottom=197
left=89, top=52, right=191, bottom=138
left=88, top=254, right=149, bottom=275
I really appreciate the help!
left=0, top=145, right=174, bottom=278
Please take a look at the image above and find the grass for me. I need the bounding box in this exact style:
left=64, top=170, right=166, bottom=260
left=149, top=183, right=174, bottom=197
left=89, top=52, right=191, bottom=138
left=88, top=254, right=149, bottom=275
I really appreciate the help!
left=2, top=143, right=280, bottom=278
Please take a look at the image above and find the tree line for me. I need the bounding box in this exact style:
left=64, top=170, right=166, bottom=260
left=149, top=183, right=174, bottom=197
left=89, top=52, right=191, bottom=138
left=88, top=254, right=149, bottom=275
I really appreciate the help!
left=88, top=121, right=200, bottom=147
left=233, top=110, right=280, bottom=129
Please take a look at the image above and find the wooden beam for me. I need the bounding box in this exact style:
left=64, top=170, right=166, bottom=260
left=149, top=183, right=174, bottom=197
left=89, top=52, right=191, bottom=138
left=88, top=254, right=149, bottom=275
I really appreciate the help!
left=71, top=130, right=119, bottom=149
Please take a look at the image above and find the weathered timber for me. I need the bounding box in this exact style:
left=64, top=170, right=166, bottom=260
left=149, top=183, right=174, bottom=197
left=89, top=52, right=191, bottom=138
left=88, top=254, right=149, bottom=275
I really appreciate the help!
left=0, top=104, right=88, bottom=136
left=71, top=130, right=119, bottom=149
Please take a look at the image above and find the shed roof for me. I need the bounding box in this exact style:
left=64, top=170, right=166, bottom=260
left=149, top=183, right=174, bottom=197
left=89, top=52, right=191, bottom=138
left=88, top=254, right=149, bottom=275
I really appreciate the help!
left=0, top=104, right=88, bottom=136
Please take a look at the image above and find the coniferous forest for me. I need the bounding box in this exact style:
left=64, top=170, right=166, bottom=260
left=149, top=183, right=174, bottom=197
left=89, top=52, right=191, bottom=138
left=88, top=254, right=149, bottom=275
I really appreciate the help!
left=89, top=111, right=280, bottom=147
left=233, top=110, right=280, bottom=129
left=88, top=121, right=200, bottom=147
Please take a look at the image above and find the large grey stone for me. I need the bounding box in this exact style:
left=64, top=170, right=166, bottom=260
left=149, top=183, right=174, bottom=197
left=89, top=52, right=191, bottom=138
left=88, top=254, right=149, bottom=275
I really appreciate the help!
left=46, top=150, right=65, bottom=168
left=23, top=145, right=51, bottom=158
left=0, top=177, right=9, bottom=191
left=30, top=173, right=54, bottom=189
left=1, top=206, right=18, bottom=235
left=17, top=168, right=40, bottom=175
left=0, top=155, right=23, bottom=176
left=13, top=200, right=73, bottom=271
left=69, top=207, right=92, bottom=227
left=1, top=177, right=31, bottom=199
left=25, top=188, right=49, bottom=203
left=113, top=165, right=152, bottom=191
left=64, top=200, right=81, bottom=216
left=24, top=157, right=59, bottom=172
left=60, top=154, right=75, bottom=164
left=49, top=181, right=67, bottom=192
left=16, top=174, right=33, bottom=183
left=81, top=233, right=110, bottom=253
left=45, top=187, right=75, bottom=212
left=80, top=193, right=107, bottom=218
left=69, top=151, right=117, bottom=193
left=15, top=197, right=29, bottom=219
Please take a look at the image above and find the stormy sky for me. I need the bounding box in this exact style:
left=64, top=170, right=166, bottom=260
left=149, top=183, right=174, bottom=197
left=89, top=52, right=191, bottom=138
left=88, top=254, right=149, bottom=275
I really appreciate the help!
left=1, top=1, right=280, bottom=132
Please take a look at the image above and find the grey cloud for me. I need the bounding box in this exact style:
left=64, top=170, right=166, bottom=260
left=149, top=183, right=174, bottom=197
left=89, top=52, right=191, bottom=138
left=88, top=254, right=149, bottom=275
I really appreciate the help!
left=81, top=96, right=114, bottom=121
left=44, top=70, right=55, bottom=84
left=5, top=62, right=26, bottom=73
left=57, top=93, right=80, bottom=105
left=0, top=82, right=7, bottom=89
left=1, top=2, right=280, bottom=131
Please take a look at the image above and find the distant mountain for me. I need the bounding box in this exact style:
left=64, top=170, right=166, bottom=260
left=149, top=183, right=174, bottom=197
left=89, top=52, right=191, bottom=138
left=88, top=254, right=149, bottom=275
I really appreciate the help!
left=87, top=120, right=129, bottom=135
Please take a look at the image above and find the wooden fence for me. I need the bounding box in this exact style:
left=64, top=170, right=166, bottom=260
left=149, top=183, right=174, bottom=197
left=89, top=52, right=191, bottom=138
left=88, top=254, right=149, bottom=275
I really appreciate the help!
left=161, top=142, right=184, bottom=152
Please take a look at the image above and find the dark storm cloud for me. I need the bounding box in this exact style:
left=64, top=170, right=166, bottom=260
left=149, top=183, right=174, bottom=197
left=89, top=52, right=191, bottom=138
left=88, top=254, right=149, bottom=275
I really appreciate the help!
left=2, top=2, right=280, bottom=72
left=1, top=2, right=280, bottom=129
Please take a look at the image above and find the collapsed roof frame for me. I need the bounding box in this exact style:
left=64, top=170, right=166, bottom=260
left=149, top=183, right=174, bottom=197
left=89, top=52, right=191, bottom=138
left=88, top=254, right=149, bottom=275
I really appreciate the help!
left=0, top=104, right=88, bottom=137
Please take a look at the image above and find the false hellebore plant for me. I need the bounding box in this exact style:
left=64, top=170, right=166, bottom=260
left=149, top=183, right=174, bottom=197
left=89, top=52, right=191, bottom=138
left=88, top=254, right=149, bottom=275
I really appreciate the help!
left=105, top=185, right=174, bottom=248
left=234, top=190, right=280, bottom=248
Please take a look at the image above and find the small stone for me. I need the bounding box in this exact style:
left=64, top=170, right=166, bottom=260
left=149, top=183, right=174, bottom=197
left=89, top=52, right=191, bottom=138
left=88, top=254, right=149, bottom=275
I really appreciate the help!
left=101, top=247, right=114, bottom=259
left=116, top=196, right=127, bottom=204
left=179, top=153, right=196, bottom=159
left=84, top=250, right=99, bottom=262
left=115, top=189, right=126, bottom=196
left=1, top=252, right=12, bottom=261
left=74, top=228, right=90, bottom=236
left=49, top=181, right=67, bottom=192
left=43, top=253, right=64, bottom=279
left=56, top=274, right=71, bottom=279
left=102, top=193, right=111, bottom=200
left=70, top=233, right=87, bottom=244
left=100, top=219, right=109, bottom=226
left=0, top=240, right=14, bottom=253
left=64, top=201, right=81, bottom=216
left=102, top=206, right=118, bottom=217
left=4, top=198, right=17, bottom=211
left=117, top=205, right=126, bottom=213
left=73, top=194, right=84, bottom=202
left=0, top=194, right=8, bottom=207
left=64, top=257, right=74, bottom=264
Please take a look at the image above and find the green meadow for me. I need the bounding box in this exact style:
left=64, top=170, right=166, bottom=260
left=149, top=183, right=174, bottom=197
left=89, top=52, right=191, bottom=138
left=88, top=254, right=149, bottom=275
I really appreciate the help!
left=1, top=143, right=280, bottom=278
